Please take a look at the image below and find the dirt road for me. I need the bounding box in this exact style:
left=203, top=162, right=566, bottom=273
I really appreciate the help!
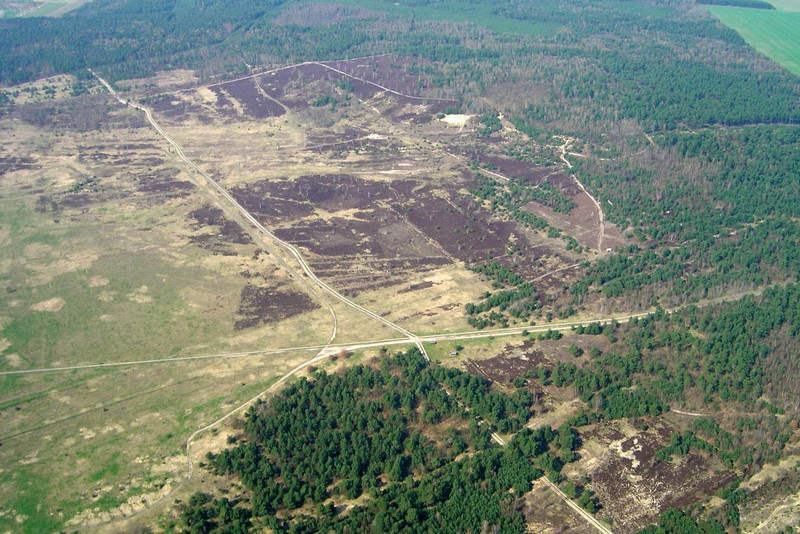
left=554, top=136, right=606, bottom=253
left=90, top=69, right=429, bottom=361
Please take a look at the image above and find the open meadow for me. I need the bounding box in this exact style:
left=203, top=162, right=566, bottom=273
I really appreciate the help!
left=708, top=5, right=800, bottom=76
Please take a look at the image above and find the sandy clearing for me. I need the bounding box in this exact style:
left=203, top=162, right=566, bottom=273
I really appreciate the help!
left=0, top=338, right=10, bottom=352
left=23, top=242, right=54, bottom=258
left=89, top=276, right=109, bottom=287
left=30, top=297, right=66, bottom=312
left=79, top=427, right=96, bottom=440
left=440, top=114, right=473, bottom=127
left=128, top=285, right=152, bottom=303
left=5, top=353, right=22, bottom=367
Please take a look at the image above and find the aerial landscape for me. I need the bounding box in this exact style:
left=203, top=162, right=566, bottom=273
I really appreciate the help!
left=0, top=0, right=799, bottom=532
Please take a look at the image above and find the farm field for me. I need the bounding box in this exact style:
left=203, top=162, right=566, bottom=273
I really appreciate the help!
left=708, top=6, right=800, bottom=76
left=0, top=0, right=89, bottom=18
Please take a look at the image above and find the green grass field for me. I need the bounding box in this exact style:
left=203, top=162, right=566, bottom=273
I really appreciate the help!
left=765, top=0, right=800, bottom=11
left=0, top=0, right=92, bottom=18
left=709, top=6, right=800, bottom=76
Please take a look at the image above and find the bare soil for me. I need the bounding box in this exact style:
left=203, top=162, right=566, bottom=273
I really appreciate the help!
left=573, top=418, right=738, bottom=534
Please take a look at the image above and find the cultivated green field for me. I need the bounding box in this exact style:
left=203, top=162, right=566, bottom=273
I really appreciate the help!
left=766, top=0, right=800, bottom=11
left=0, top=0, right=91, bottom=18
left=708, top=6, right=800, bottom=76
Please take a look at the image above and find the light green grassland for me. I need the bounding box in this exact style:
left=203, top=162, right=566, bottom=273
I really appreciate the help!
left=0, top=110, right=339, bottom=531
left=709, top=6, right=800, bottom=76
left=765, top=0, right=800, bottom=11
left=0, top=359, right=289, bottom=533
left=0, top=0, right=92, bottom=18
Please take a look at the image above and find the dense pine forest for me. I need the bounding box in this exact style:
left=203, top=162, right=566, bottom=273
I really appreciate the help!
left=185, top=350, right=580, bottom=533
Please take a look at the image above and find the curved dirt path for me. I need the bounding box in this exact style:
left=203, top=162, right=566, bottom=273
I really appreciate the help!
left=252, top=74, right=290, bottom=114
left=750, top=491, right=800, bottom=533
left=542, top=477, right=615, bottom=534
left=89, top=69, right=427, bottom=359
left=312, top=61, right=453, bottom=103
left=554, top=136, right=606, bottom=253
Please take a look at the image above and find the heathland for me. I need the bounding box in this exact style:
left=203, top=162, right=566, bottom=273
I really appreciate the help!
left=0, top=0, right=799, bottom=533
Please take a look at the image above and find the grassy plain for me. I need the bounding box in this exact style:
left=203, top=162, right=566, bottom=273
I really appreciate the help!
left=0, top=83, right=353, bottom=531
left=708, top=6, right=800, bottom=76
left=766, top=0, right=800, bottom=11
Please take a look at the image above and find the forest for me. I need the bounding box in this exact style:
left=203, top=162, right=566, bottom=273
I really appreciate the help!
left=183, top=350, right=581, bottom=533
left=183, top=282, right=800, bottom=532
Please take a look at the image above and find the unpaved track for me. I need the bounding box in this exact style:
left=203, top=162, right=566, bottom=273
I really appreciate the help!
left=311, top=61, right=453, bottom=103
left=750, top=490, right=800, bottom=533
left=1, top=310, right=656, bottom=377
left=541, top=477, right=615, bottom=534
left=554, top=136, right=606, bottom=253
left=89, top=69, right=428, bottom=360
left=252, top=74, right=290, bottom=114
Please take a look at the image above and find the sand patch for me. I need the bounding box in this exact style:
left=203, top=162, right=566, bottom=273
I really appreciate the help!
left=99, top=314, right=113, bottom=322
left=128, top=285, right=152, bottom=303
left=5, top=353, right=22, bottom=367
left=66, top=481, right=175, bottom=527
left=196, top=86, right=217, bottom=105
left=23, top=242, right=54, bottom=258
left=19, top=452, right=39, bottom=465
left=98, top=291, right=115, bottom=302
left=27, top=249, right=100, bottom=286
left=0, top=338, right=10, bottom=352
left=30, top=297, right=65, bottom=312
left=79, top=427, right=96, bottom=440
left=440, top=114, right=473, bottom=127
left=101, top=424, right=125, bottom=434
left=89, top=276, right=109, bottom=287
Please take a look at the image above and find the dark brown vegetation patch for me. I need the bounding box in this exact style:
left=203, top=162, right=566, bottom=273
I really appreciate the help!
left=463, top=342, right=548, bottom=385
left=397, top=280, right=435, bottom=294
left=320, top=55, right=436, bottom=97
left=135, top=168, right=194, bottom=196
left=223, top=78, right=285, bottom=119
left=0, top=155, right=39, bottom=175
left=397, top=182, right=520, bottom=264
left=582, top=419, right=738, bottom=534
left=188, top=205, right=252, bottom=255
left=234, top=284, right=318, bottom=330
left=15, top=94, right=146, bottom=131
